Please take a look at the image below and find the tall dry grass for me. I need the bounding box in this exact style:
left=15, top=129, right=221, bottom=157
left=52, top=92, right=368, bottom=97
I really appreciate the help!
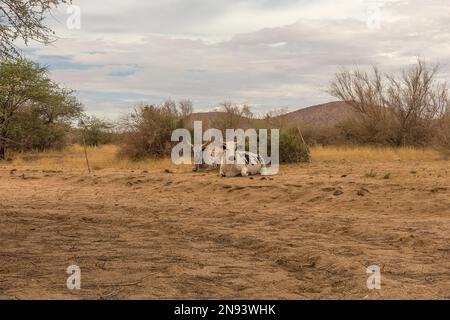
left=8, top=144, right=447, bottom=171
left=11, top=145, right=183, bottom=171
left=311, top=145, right=443, bottom=161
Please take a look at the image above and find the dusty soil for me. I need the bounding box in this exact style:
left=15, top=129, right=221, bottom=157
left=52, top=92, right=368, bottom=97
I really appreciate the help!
left=0, top=160, right=449, bottom=300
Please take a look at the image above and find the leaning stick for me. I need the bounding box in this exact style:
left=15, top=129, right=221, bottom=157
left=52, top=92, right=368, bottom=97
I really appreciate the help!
left=80, top=120, right=92, bottom=174
left=297, top=126, right=311, bottom=162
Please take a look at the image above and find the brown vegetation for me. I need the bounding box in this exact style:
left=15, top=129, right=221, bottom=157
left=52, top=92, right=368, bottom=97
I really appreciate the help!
left=329, top=60, right=449, bottom=147
left=118, top=100, right=191, bottom=160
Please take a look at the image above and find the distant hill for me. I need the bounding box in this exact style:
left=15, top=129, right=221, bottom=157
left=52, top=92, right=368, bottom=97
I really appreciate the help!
left=276, top=101, right=354, bottom=128
left=187, top=101, right=354, bottom=129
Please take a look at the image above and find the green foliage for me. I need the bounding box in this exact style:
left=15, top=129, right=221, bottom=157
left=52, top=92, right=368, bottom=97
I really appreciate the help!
left=79, top=116, right=115, bottom=147
left=8, top=107, right=70, bottom=150
left=0, top=59, right=82, bottom=158
left=279, top=127, right=310, bottom=163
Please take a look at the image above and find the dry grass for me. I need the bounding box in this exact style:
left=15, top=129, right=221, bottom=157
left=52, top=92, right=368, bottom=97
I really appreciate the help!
left=9, top=144, right=446, bottom=172
left=311, top=145, right=444, bottom=161
left=11, top=145, right=182, bottom=171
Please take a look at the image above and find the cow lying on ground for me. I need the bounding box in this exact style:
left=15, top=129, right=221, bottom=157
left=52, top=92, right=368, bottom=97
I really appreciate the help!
left=191, top=142, right=277, bottom=177
left=219, top=146, right=276, bottom=177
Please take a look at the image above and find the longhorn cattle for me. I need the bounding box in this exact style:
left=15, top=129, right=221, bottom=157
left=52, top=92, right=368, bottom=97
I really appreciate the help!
left=219, top=147, right=270, bottom=177
left=191, top=141, right=277, bottom=177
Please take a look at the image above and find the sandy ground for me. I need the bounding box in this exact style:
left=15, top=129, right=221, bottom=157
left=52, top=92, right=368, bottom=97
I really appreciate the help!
left=0, top=160, right=449, bottom=300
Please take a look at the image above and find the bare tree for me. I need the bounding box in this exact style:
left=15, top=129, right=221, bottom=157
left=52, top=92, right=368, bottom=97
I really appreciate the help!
left=178, top=99, right=193, bottom=119
left=436, top=108, right=450, bottom=148
left=329, top=60, right=449, bottom=146
left=0, top=0, right=70, bottom=58
left=213, top=101, right=254, bottom=132
left=264, top=107, right=289, bottom=128
left=241, top=104, right=253, bottom=119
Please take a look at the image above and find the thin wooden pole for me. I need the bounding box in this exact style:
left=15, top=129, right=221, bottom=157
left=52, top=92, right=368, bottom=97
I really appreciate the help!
left=297, top=126, right=311, bottom=162
left=80, top=121, right=92, bottom=174
left=82, top=134, right=91, bottom=174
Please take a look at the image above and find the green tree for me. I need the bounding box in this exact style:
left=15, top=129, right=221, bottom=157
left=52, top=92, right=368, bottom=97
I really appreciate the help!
left=279, top=127, right=310, bottom=163
left=0, top=0, right=69, bottom=58
left=0, top=59, right=82, bottom=159
left=79, top=116, right=115, bottom=147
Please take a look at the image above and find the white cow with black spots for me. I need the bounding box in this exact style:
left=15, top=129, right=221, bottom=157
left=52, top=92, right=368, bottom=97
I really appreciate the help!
left=219, top=144, right=275, bottom=177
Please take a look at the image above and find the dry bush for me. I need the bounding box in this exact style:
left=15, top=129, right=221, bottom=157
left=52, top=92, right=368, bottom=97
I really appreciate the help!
left=178, top=99, right=194, bottom=119
left=119, top=100, right=189, bottom=160
left=263, top=107, right=290, bottom=128
left=434, top=111, right=450, bottom=148
left=329, top=60, right=449, bottom=147
left=212, top=101, right=254, bottom=131
left=301, top=125, right=345, bottom=146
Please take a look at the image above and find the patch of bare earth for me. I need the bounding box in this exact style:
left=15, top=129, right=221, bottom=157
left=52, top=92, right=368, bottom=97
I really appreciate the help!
left=0, top=160, right=449, bottom=299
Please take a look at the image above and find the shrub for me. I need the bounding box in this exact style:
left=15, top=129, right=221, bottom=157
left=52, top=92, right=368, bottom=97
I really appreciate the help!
left=329, top=60, right=449, bottom=147
left=434, top=113, right=450, bottom=148
left=301, top=125, right=345, bottom=146
left=119, top=101, right=187, bottom=159
left=79, top=116, right=115, bottom=147
left=279, top=127, right=310, bottom=163
left=212, top=101, right=254, bottom=132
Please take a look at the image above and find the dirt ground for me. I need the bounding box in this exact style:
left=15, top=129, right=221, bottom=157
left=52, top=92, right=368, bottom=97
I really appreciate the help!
left=0, top=160, right=449, bottom=300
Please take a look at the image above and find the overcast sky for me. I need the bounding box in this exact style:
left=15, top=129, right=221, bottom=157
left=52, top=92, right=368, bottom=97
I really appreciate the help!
left=23, top=0, right=450, bottom=118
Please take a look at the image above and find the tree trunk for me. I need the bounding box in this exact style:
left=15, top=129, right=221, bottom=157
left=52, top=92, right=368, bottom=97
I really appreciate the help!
left=0, top=145, right=5, bottom=160
left=0, top=119, right=6, bottom=160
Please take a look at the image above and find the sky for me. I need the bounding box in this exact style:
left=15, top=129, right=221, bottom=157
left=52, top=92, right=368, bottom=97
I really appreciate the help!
left=22, top=0, right=450, bottom=119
